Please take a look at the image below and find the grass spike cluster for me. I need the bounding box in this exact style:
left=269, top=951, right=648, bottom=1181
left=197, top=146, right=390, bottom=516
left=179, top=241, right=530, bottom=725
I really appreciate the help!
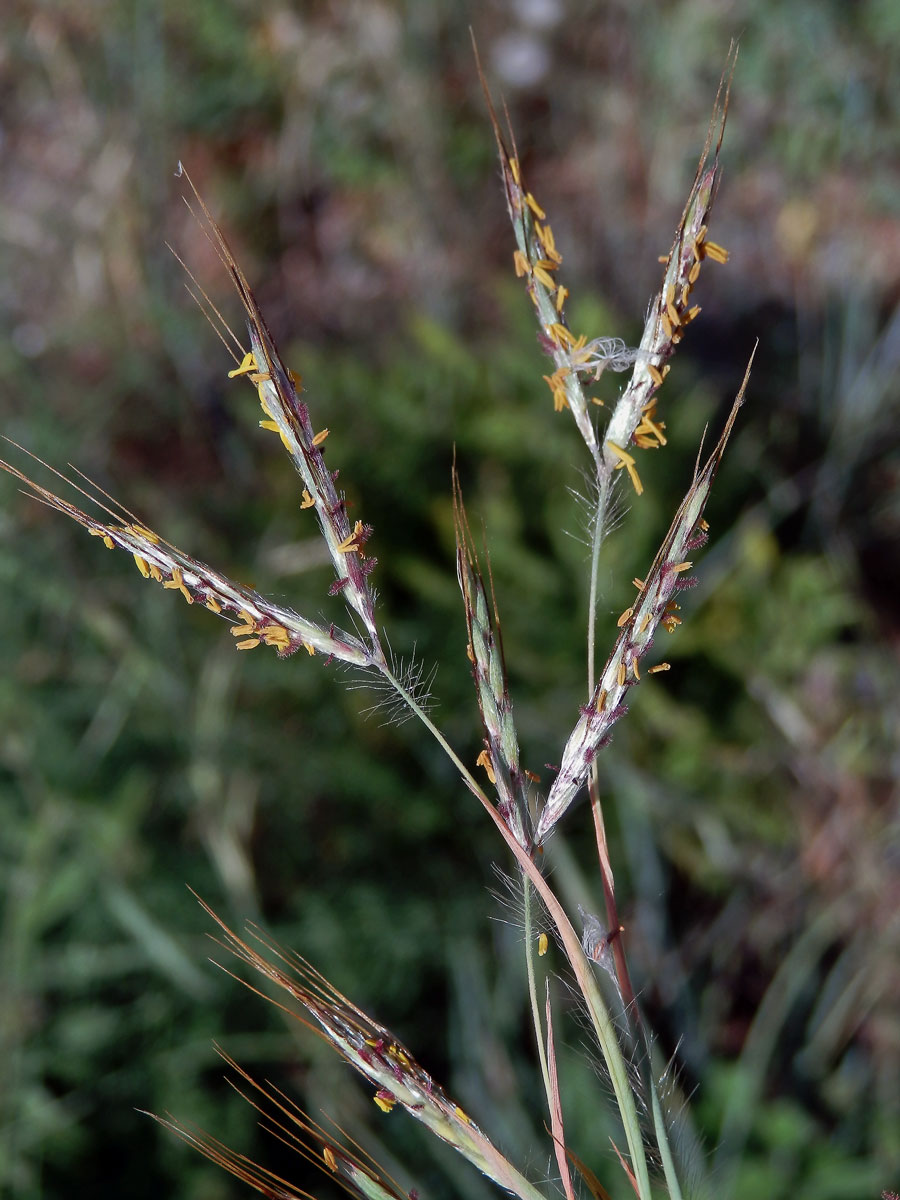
left=0, top=48, right=753, bottom=1200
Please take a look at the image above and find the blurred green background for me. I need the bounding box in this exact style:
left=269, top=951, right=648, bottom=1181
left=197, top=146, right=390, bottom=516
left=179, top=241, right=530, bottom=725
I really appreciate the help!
left=1, top=2, right=898, bottom=1199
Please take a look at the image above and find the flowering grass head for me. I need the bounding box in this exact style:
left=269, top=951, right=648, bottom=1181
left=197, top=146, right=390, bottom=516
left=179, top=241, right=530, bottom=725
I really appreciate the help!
left=0, top=46, right=754, bottom=1200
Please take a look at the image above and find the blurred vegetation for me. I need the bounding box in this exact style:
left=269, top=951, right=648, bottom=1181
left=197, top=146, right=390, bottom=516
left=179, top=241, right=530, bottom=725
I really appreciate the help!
left=1, top=3, right=898, bottom=1199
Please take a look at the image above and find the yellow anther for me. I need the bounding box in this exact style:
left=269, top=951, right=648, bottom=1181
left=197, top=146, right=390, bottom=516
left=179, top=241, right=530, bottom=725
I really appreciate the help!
left=538, top=933, right=549, bottom=956
left=617, top=661, right=626, bottom=686
left=235, top=638, right=260, bottom=651
left=513, top=250, right=529, bottom=278
left=260, top=624, right=290, bottom=648
left=617, top=606, right=634, bottom=628
left=543, top=370, right=569, bottom=412
left=639, top=415, right=667, bottom=446
left=205, top=596, right=222, bottom=614
left=259, top=420, right=280, bottom=432
left=133, top=553, right=150, bottom=578
left=312, top=428, right=329, bottom=446
left=547, top=322, right=575, bottom=348
left=540, top=224, right=561, bottom=263
left=227, top=351, right=258, bottom=378
left=89, top=528, right=115, bottom=549
left=336, top=521, right=364, bottom=554
left=525, top=192, right=546, bottom=219
left=131, top=523, right=160, bottom=545
left=702, top=240, right=729, bottom=264
left=374, top=1093, right=396, bottom=1114
left=649, top=662, right=671, bottom=674
left=532, top=264, right=556, bottom=291
left=606, top=441, right=644, bottom=496
left=163, top=566, right=192, bottom=603
left=476, top=749, right=496, bottom=784
left=323, top=1147, right=338, bottom=1172
left=300, top=489, right=316, bottom=510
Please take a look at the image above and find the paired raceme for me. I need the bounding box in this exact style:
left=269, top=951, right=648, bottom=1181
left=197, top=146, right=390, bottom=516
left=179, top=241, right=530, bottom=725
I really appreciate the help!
left=480, top=55, right=731, bottom=500
left=535, top=372, right=750, bottom=843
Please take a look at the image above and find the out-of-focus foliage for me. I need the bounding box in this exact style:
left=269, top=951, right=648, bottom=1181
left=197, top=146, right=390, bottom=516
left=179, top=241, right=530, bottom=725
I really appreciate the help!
left=0, top=3, right=897, bottom=1200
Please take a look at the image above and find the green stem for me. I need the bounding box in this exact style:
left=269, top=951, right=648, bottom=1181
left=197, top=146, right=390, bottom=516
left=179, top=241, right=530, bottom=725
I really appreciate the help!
left=523, top=878, right=553, bottom=1104
left=586, top=469, right=610, bottom=697
left=651, top=1077, right=684, bottom=1200
left=378, top=664, right=484, bottom=796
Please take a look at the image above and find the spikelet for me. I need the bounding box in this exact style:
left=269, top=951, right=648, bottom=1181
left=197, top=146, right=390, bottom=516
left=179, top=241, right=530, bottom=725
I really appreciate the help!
left=453, top=469, right=532, bottom=851
left=197, top=899, right=546, bottom=1200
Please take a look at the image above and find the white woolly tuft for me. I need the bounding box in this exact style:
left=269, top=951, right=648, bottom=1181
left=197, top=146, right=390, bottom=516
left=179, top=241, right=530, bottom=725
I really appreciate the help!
left=348, top=646, right=438, bottom=727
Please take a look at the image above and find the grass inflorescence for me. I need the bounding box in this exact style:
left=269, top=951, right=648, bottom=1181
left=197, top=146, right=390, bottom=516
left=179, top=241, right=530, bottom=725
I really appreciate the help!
left=2, top=45, right=760, bottom=1200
